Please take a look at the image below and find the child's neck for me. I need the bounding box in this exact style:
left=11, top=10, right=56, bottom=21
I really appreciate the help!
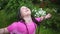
left=23, top=16, right=32, bottom=23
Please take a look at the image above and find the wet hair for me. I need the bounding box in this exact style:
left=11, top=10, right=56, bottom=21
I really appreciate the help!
left=17, top=7, right=40, bottom=34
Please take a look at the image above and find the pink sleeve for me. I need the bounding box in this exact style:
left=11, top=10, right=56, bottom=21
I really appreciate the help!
left=35, top=17, right=41, bottom=22
left=7, top=22, right=17, bottom=32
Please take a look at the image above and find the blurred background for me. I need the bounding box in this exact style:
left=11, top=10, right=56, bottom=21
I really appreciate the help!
left=0, top=0, right=60, bottom=34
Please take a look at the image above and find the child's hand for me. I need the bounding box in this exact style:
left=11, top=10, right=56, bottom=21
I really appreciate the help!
left=45, top=13, right=51, bottom=19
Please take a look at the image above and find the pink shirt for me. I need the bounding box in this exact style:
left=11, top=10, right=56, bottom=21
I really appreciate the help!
left=7, top=18, right=41, bottom=34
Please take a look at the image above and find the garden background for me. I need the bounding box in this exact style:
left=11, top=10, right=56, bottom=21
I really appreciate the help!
left=0, top=0, right=60, bottom=34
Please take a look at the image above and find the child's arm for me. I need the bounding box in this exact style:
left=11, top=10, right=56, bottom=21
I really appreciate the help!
left=0, top=22, right=17, bottom=34
left=0, top=27, right=9, bottom=34
left=40, top=13, right=51, bottom=21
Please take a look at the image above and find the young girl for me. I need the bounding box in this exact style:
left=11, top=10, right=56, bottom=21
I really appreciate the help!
left=0, top=6, right=51, bottom=34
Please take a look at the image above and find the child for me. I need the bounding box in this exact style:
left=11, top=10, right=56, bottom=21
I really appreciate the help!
left=0, top=6, right=51, bottom=34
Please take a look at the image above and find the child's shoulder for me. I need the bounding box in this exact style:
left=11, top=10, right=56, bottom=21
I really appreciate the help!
left=13, top=21, right=24, bottom=24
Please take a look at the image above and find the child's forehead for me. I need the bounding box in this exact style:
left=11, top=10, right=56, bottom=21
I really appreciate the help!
left=20, top=6, right=27, bottom=11
left=21, top=6, right=27, bottom=9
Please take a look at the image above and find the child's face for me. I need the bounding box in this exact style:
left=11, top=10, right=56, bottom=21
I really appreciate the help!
left=20, top=6, right=31, bottom=17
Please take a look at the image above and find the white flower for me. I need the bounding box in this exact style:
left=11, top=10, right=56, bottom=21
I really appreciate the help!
left=33, top=8, right=46, bottom=17
left=34, top=14, right=37, bottom=16
left=38, top=8, right=46, bottom=16
left=53, top=8, right=57, bottom=13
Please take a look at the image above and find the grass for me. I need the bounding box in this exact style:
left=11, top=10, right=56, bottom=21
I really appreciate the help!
left=37, top=25, right=60, bottom=34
